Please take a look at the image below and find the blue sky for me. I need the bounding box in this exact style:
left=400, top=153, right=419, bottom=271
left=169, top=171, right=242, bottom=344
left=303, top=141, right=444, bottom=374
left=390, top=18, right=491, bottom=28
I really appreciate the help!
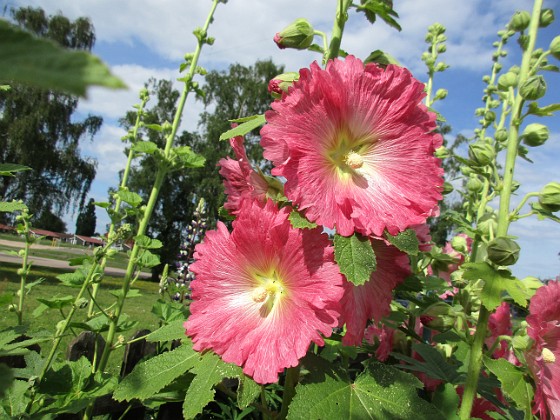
left=5, top=0, right=560, bottom=280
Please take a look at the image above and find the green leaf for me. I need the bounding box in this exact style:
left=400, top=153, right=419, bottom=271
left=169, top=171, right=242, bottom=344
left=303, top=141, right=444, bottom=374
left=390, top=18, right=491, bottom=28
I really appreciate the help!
left=0, top=364, right=13, bottom=398
left=173, top=146, right=206, bottom=169
left=483, top=357, right=533, bottom=412
left=0, top=293, right=13, bottom=307
left=333, top=233, right=376, bottom=286
left=237, top=375, right=260, bottom=409
left=116, top=189, right=143, bottom=207
left=146, top=319, right=187, bottom=343
left=288, top=209, right=318, bottom=229
left=462, top=262, right=528, bottom=310
left=288, top=355, right=443, bottom=419
left=432, top=383, right=460, bottom=419
left=364, top=50, right=401, bottom=67
left=385, top=229, right=419, bottom=255
left=219, top=114, right=266, bottom=140
left=152, top=299, right=190, bottom=323
left=36, top=295, right=74, bottom=309
left=135, top=234, right=163, bottom=249
left=183, top=352, right=242, bottom=419
left=356, top=0, right=402, bottom=31
left=132, top=141, right=159, bottom=155
left=0, top=20, right=126, bottom=97
left=137, top=249, right=161, bottom=268
left=1, top=379, right=30, bottom=417
left=113, top=342, right=201, bottom=401
left=0, top=163, right=31, bottom=176
left=0, top=201, right=28, bottom=213
left=57, top=270, right=87, bottom=287
left=527, top=101, right=560, bottom=116
left=143, top=123, right=164, bottom=132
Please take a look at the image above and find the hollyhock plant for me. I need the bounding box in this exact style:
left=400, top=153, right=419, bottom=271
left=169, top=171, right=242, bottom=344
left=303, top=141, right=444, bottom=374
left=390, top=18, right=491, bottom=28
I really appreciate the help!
left=218, top=131, right=270, bottom=215
left=261, top=55, right=444, bottom=237
left=185, top=199, right=344, bottom=384
left=486, top=302, right=518, bottom=364
left=339, top=238, right=410, bottom=345
left=525, top=281, right=560, bottom=419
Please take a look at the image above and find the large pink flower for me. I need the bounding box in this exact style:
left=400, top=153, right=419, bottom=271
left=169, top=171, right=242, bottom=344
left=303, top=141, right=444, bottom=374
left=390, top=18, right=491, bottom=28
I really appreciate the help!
left=218, top=132, right=269, bottom=215
left=525, top=281, right=560, bottom=418
left=261, top=56, right=443, bottom=237
left=339, top=238, right=410, bottom=345
left=185, top=199, right=344, bottom=384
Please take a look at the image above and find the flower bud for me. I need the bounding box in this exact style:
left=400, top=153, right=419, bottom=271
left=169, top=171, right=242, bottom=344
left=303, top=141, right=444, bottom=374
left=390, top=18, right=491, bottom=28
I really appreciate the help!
left=468, top=141, right=495, bottom=167
left=519, top=75, right=546, bottom=100
left=442, top=181, right=454, bottom=195
left=539, top=9, right=554, bottom=27
left=508, top=11, right=531, bottom=32
left=497, top=72, right=518, bottom=90
left=451, top=235, right=469, bottom=254
left=487, top=237, right=520, bottom=266
left=420, top=302, right=457, bottom=332
left=268, top=72, right=299, bottom=98
left=273, top=18, right=314, bottom=50
left=451, top=269, right=468, bottom=289
left=494, top=128, right=509, bottom=144
left=478, top=212, right=498, bottom=237
left=522, top=123, right=549, bottom=147
left=550, top=36, right=560, bottom=60
left=467, top=176, right=483, bottom=194
left=518, top=35, right=530, bottom=51
left=434, top=146, right=449, bottom=159
left=484, top=111, right=496, bottom=123
left=460, top=165, right=474, bottom=176
left=539, top=182, right=560, bottom=212
left=435, top=88, right=448, bottom=100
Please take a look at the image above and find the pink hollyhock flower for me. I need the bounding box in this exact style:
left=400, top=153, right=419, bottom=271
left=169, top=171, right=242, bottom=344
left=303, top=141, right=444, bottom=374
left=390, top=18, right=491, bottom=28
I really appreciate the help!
left=218, top=130, right=269, bottom=215
left=486, top=302, right=518, bottom=364
left=261, top=56, right=443, bottom=237
left=339, top=238, right=410, bottom=345
left=185, top=199, right=344, bottom=384
left=364, top=323, right=395, bottom=362
left=525, top=281, right=560, bottom=419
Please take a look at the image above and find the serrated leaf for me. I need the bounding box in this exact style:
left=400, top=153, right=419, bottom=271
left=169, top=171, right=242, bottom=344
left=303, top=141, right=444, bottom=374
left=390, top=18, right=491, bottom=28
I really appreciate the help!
left=385, top=229, right=419, bottom=255
left=288, top=355, right=443, bottom=419
left=173, top=146, right=206, bottom=169
left=334, top=233, right=376, bottom=285
left=113, top=343, right=200, bottom=401
left=2, top=379, right=30, bottom=417
left=137, top=249, right=161, bottom=268
left=152, top=299, right=190, bottom=323
left=132, top=141, right=158, bottom=155
left=288, top=209, right=317, bottom=229
left=237, top=375, right=260, bottom=409
left=462, top=262, right=528, bottom=310
left=0, top=20, right=126, bottom=97
left=0, top=364, right=14, bottom=398
left=116, top=189, right=143, bottom=207
left=135, top=234, right=163, bottom=249
left=68, top=256, right=90, bottom=266
left=146, top=319, right=187, bottom=343
left=57, top=270, right=87, bottom=287
left=182, top=352, right=242, bottom=419
left=483, top=357, right=533, bottom=412
left=356, top=0, right=402, bottom=31
left=0, top=201, right=27, bottom=212
left=219, top=114, right=266, bottom=140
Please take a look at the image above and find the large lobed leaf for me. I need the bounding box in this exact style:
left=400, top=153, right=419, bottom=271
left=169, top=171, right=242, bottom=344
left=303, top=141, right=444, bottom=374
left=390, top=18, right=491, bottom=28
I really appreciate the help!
left=0, top=19, right=125, bottom=96
left=334, top=233, right=377, bottom=286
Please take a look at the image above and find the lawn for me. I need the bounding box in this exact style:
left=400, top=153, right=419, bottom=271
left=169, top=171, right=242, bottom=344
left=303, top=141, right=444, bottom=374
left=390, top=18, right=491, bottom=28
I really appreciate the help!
left=0, top=261, right=167, bottom=375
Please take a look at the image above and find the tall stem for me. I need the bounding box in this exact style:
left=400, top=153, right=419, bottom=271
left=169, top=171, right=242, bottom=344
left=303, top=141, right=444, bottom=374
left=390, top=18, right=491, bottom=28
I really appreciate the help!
left=458, top=2, right=542, bottom=418
left=278, top=365, right=301, bottom=419
left=325, top=0, right=352, bottom=62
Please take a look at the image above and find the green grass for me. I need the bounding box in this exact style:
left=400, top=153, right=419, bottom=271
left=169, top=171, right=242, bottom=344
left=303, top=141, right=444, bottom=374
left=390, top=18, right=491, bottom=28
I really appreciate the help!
left=0, top=262, right=164, bottom=375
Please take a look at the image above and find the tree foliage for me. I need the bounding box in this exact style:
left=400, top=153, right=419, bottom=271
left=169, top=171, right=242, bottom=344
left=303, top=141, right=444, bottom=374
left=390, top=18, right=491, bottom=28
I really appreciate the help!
left=0, top=7, right=101, bottom=225
left=75, top=197, right=97, bottom=236
left=121, top=60, right=284, bottom=278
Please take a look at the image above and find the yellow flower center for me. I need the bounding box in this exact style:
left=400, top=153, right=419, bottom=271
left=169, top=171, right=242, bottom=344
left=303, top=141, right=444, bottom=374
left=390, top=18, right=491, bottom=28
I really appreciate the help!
left=542, top=347, right=556, bottom=363
left=345, top=151, right=364, bottom=169
left=250, top=271, right=286, bottom=317
left=251, top=286, right=268, bottom=303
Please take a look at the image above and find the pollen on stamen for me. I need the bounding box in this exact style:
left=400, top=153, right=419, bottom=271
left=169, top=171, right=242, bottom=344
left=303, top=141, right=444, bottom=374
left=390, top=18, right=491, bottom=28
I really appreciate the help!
left=251, top=286, right=268, bottom=303
left=345, top=151, right=364, bottom=169
left=542, top=347, right=556, bottom=363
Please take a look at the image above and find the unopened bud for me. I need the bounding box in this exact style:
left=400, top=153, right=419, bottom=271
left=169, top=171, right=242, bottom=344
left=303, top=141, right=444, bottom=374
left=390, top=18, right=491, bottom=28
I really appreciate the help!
left=497, top=72, right=518, bottom=91
left=478, top=212, right=498, bottom=237
left=467, top=176, right=483, bottom=194
left=487, top=237, right=520, bottom=266
left=495, top=128, right=509, bottom=144
left=508, top=11, right=531, bottom=32
left=420, top=302, right=457, bottom=332
left=451, top=235, right=469, bottom=254
left=434, top=146, right=449, bottom=159
left=539, top=182, right=560, bottom=212
left=469, top=141, right=495, bottom=167
left=268, top=72, right=300, bottom=98
left=442, top=181, right=454, bottom=195
left=519, top=75, right=546, bottom=100
left=273, top=18, right=314, bottom=50
left=539, top=9, right=555, bottom=27
left=522, top=123, right=549, bottom=147
left=550, top=36, right=560, bottom=60
left=435, top=88, right=448, bottom=100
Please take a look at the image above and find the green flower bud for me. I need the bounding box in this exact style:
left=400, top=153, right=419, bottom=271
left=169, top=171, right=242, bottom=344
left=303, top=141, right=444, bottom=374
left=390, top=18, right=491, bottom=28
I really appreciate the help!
left=268, top=72, right=300, bottom=98
left=460, top=165, right=474, bottom=177
left=442, top=181, right=454, bottom=195
left=519, top=75, right=546, bottom=100
left=487, top=237, right=520, bottom=266
left=508, top=11, right=531, bottom=32
left=434, top=146, right=450, bottom=159
left=495, top=128, right=509, bottom=144
left=511, top=180, right=520, bottom=193
left=451, top=235, right=469, bottom=253
left=518, top=34, right=530, bottom=51
left=484, top=111, right=496, bottom=123
left=450, top=269, right=468, bottom=289
left=273, top=18, right=314, bottom=50
left=437, top=44, right=447, bottom=54
left=539, top=9, right=555, bottom=27
left=420, top=302, right=457, bottom=332
left=539, top=182, right=560, bottom=212
left=522, top=123, right=549, bottom=147
left=467, top=175, right=483, bottom=194
left=482, top=75, right=491, bottom=83
left=550, top=36, right=560, bottom=60
left=497, top=72, right=518, bottom=90
left=435, top=88, right=448, bottom=100
left=478, top=212, right=498, bottom=237
left=468, top=141, right=495, bottom=167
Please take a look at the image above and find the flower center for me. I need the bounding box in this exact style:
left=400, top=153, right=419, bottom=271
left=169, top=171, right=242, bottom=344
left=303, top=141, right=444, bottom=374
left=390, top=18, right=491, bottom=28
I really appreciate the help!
left=542, top=347, right=556, bottom=363
left=345, top=151, right=364, bottom=169
left=251, top=286, right=268, bottom=303
left=250, top=271, right=286, bottom=317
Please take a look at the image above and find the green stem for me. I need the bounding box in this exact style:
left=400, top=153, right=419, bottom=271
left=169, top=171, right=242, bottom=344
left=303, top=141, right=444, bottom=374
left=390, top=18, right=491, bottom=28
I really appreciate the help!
left=278, top=365, right=301, bottom=419
left=325, top=0, right=352, bottom=62
left=459, top=3, right=542, bottom=418
left=16, top=217, right=31, bottom=325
